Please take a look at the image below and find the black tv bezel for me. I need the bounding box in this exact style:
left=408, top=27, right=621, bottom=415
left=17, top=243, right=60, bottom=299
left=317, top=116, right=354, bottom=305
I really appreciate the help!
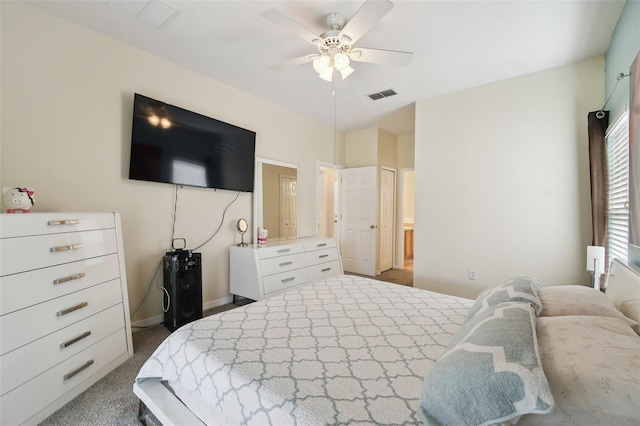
left=128, top=93, right=256, bottom=193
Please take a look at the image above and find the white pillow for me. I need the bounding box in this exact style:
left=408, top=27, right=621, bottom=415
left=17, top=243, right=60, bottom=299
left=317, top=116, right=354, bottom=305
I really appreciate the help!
left=518, top=316, right=640, bottom=425
left=620, top=299, right=640, bottom=335
left=538, top=285, right=638, bottom=327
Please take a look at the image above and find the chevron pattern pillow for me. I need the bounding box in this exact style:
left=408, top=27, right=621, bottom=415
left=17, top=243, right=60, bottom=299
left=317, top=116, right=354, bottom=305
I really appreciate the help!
left=466, top=276, right=542, bottom=321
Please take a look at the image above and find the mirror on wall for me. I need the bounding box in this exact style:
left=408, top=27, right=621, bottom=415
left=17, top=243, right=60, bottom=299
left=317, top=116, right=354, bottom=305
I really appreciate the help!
left=253, top=158, right=298, bottom=243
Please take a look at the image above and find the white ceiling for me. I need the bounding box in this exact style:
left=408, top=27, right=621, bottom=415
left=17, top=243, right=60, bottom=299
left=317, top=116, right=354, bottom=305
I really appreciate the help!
left=26, top=0, right=625, bottom=135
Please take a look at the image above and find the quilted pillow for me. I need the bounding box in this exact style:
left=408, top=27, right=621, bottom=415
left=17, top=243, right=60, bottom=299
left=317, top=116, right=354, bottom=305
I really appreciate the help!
left=420, top=302, right=555, bottom=426
left=538, top=285, right=638, bottom=328
left=466, top=276, right=542, bottom=321
left=518, top=315, right=640, bottom=425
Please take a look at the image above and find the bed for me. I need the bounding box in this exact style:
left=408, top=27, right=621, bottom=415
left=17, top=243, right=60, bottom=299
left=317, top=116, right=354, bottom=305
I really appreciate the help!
left=134, top=259, right=640, bottom=425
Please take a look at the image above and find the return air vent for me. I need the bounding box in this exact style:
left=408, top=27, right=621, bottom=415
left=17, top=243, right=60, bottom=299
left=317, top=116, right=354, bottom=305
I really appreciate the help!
left=367, top=89, right=397, bottom=101
left=107, top=0, right=181, bottom=30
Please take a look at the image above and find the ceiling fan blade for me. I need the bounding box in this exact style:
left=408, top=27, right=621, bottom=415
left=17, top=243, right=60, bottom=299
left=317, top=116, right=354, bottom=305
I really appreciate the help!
left=350, top=48, right=413, bottom=66
left=261, top=9, right=321, bottom=45
left=339, top=0, right=393, bottom=45
left=270, top=54, right=318, bottom=71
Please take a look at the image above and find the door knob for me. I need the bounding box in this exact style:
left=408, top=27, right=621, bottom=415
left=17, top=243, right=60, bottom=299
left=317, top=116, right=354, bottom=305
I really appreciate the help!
left=370, top=225, right=375, bottom=229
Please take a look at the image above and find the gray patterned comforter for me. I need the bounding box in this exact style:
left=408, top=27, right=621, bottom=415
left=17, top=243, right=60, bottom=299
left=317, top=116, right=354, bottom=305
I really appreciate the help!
left=136, top=275, right=472, bottom=425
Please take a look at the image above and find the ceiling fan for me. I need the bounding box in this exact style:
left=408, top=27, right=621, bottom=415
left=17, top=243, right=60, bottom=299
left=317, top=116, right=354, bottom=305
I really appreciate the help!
left=262, top=0, right=413, bottom=82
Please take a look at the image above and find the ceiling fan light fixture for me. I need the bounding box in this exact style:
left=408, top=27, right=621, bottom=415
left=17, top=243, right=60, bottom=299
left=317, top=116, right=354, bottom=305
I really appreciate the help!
left=339, top=66, right=354, bottom=80
left=313, top=55, right=331, bottom=73
left=333, top=53, right=350, bottom=71
left=319, top=67, right=334, bottom=82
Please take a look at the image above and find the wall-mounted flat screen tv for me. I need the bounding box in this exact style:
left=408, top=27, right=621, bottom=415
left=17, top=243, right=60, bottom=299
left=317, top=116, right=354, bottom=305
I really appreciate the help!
left=129, top=93, right=256, bottom=192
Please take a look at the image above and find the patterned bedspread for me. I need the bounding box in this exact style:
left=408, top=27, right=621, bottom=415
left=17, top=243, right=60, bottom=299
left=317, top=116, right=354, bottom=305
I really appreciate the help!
left=136, top=275, right=473, bottom=425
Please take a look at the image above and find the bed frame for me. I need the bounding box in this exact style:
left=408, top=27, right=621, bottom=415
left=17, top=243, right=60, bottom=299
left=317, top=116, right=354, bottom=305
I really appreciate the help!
left=132, top=260, right=640, bottom=426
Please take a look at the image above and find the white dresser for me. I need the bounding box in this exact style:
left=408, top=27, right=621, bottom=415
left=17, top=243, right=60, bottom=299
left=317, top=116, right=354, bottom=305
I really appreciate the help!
left=230, top=237, right=343, bottom=301
left=0, top=212, right=133, bottom=426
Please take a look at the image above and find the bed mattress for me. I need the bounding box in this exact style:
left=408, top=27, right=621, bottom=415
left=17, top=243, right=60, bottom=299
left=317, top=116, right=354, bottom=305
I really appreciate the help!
left=136, top=275, right=473, bottom=425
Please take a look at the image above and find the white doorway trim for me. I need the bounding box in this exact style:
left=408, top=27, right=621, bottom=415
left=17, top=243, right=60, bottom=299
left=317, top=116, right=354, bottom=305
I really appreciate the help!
left=379, top=166, right=396, bottom=273
left=396, top=168, right=415, bottom=269
left=316, top=160, right=344, bottom=242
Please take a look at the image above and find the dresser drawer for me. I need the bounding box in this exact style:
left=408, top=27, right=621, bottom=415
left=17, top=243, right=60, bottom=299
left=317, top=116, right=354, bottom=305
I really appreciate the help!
left=0, top=213, right=115, bottom=238
left=262, top=268, right=309, bottom=295
left=303, top=239, right=336, bottom=251
left=0, top=253, right=120, bottom=315
left=0, top=279, right=123, bottom=355
left=304, top=248, right=340, bottom=266
left=1, top=304, right=125, bottom=396
left=0, top=229, right=118, bottom=276
left=258, top=243, right=303, bottom=259
left=307, top=260, right=342, bottom=283
left=0, top=329, right=127, bottom=426
left=260, top=253, right=306, bottom=276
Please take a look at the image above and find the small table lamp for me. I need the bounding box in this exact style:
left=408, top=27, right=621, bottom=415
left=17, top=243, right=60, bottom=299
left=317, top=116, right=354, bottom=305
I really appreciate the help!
left=587, top=246, right=606, bottom=290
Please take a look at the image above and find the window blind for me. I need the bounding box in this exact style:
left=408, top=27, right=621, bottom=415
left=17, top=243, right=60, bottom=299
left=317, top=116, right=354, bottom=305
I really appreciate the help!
left=606, top=112, right=629, bottom=263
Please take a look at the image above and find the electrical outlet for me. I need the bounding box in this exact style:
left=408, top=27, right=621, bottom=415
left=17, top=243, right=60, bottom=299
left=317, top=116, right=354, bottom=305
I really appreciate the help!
left=469, top=269, right=477, bottom=280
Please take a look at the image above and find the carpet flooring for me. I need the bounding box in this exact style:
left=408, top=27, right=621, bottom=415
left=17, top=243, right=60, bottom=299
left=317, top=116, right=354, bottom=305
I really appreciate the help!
left=38, top=269, right=412, bottom=425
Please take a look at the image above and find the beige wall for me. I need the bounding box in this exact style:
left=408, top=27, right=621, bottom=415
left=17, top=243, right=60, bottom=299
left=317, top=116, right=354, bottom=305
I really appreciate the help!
left=404, top=171, right=415, bottom=223
left=345, top=127, right=377, bottom=167
left=397, top=134, right=415, bottom=169
left=414, top=56, right=604, bottom=299
left=1, top=2, right=338, bottom=324
left=377, top=128, right=397, bottom=169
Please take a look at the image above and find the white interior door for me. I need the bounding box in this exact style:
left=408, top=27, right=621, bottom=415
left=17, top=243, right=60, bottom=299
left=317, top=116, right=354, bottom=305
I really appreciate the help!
left=380, top=168, right=395, bottom=272
left=280, top=175, right=297, bottom=238
left=341, top=166, right=377, bottom=276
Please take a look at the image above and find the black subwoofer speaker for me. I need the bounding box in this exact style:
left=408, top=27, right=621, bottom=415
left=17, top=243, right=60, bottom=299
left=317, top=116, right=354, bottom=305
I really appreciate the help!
left=163, top=250, right=203, bottom=331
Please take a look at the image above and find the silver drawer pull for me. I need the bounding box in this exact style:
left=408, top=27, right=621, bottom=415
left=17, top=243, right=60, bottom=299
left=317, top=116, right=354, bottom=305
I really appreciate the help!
left=281, top=277, right=295, bottom=283
left=279, top=261, right=293, bottom=266
left=63, top=360, right=94, bottom=381
left=317, top=243, right=327, bottom=247
left=277, top=248, right=291, bottom=253
left=321, top=267, right=332, bottom=272
left=319, top=254, right=329, bottom=258
left=48, top=219, right=80, bottom=226
left=50, top=244, right=83, bottom=253
left=61, top=331, right=91, bottom=348
left=57, top=302, right=88, bottom=317
left=53, top=272, right=86, bottom=285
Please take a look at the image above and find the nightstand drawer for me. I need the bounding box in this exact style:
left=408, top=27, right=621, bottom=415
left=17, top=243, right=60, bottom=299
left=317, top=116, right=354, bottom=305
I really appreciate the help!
left=0, top=253, right=120, bottom=315
left=0, top=278, right=123, bottom=355
left=260, top=253, right=306, bottom=276
left=1, top=304, right=125, bottom=396
left=262, top=269, right=309, bottom=295
left=0, top=229, right=118, bottom=276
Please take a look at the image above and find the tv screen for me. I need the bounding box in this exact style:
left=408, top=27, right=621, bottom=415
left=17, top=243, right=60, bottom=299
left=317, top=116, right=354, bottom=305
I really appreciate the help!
left=128, top=93, right=256, bottom=192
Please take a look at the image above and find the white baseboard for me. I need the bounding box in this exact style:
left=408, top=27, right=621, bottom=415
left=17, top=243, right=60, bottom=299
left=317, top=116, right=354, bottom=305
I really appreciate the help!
left=131, top=295, right=234, bottom=331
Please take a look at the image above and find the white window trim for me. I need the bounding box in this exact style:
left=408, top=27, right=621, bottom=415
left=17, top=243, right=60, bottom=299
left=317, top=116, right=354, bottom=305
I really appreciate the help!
left=606, top=110, right=630, bottom=265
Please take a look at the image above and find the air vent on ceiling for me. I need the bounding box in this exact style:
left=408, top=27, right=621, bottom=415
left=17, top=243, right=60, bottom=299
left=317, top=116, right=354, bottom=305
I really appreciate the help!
left=367, top=89, right=397, bottom=101
left=107, top=0, right=180, bottom=30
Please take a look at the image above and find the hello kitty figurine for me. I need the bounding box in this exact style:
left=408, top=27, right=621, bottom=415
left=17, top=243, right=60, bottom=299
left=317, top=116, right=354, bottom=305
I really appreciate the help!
left=258, top=227, right=268, bottom=246
left=2, top=187, right=35, bottom=213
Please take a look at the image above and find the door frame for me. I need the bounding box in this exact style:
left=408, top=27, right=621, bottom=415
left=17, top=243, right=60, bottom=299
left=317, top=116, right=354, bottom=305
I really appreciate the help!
left=395, top=168, right=415, bottom=269
left=316, top=161, right=344, bottom=245
left=379, top=166, right=396, bottom=273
